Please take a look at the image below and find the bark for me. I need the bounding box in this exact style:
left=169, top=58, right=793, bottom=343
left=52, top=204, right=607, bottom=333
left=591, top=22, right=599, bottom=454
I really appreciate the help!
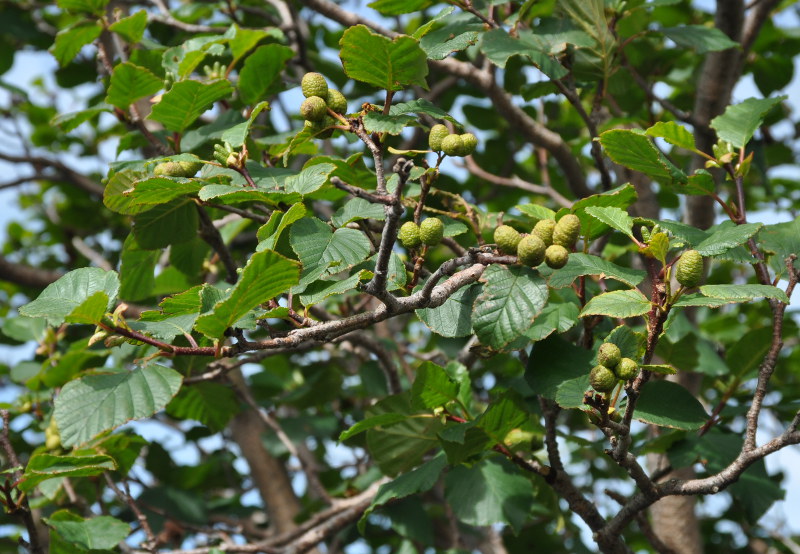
left=228, top=370, right=303, bottom=535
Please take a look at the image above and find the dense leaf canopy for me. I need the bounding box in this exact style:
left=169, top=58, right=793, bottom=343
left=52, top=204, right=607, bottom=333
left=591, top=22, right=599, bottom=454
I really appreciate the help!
left=0, top=0, right=799, bottom=553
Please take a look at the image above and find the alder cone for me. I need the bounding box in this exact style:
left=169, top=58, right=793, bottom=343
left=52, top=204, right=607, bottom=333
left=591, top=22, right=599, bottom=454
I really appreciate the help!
left=517, top=235, right=546, bottom=267
left=533, top=219, right=556, bottom=246
left=441, top=134, right=465, bottom=156
left=460, top=133, right=478, bottom=155
left=301, top=72, right=328, bottom=98
left=676, top=249, right=704, bottom=288
left=326, top=89, right=347, bottom=114
left=590, top=365, right=617, bottom=393
left=545, top=244, right=569, bottom=269
left=398, top=221, right=421, bottom=248
left=616, top=358, right=639, bottom=381
left=597, top=342, right=622, bottom=369
left=553, top=214, right=581, bottom=248
left=494, top=225, right=521, bottom=254
left=301, top=96, right=327, bottom=122
left=419, top=218, right=444, bottom=246
left=428, top=124, right=449, bottom=151
left=154, top=161, right=185, bottom=177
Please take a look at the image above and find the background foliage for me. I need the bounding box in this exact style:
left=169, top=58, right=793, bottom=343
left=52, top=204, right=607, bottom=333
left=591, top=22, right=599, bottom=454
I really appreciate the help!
left=1, top=0, right=799, bottom=553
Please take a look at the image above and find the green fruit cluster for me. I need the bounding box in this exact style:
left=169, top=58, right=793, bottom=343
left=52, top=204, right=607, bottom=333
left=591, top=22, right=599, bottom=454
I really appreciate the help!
left=676, top=249, right=704, bottom=288
left=299, top=72, right=348, bottom=138
left=399, top=218, right=445, bottom=248
left=430, top=124, right=477, bottom=156
left=591, top=342, right=640, bottom=392
left=509, top=216, right=577, bottom=269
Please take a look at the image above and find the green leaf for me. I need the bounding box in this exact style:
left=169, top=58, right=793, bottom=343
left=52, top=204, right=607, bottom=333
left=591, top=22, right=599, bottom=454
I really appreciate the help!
left=123, top=175, right=204, bottom=212
left=133, top=198, right=198, bottom=249
left=290, top=217, right=371, bottom=282
left=547, top=253, right=646, bottom=289
left=339, top=25, right=429, bottom=91
left=635, top=380, right=708, bottom=430
left=19, top=268, right=119, bottom=327
left=57, top=0, right=108, bottom=14
left=645, top=121, right=696, bottom=151
left=672, top=294, right=746, bottom=308
left=444, top=457, right=533, bottom=533
left=695, top=222, right=761, bottom=256
left=710, top=96, right=786, bottom=149
left=571, top=184, right=638, bottom=239
left=238, top=44, right=294, bottom=105
left=554, top=374, right=591, bottom=409
left=51, top=23, right=102, bottom=66
left=285, top=163, right=336, bottom=196
left=472, top=265, right=549, bottom=350
left=525, top=334, right=593, bottom=400
left=643, top=231, right=669, bottom=265
left=228, top=24, right=275, bottom=63
left=221, top=101, right=270, bottom=148
left=120, top=233, right=157, bottom=303
left=388, top=98, right=457, bottom=123
left=411, top=362, right=460, bottom=411
left=598, top=129, right=674, bottom=181
left=661, top=25, right=739, bottom=54
left=680, top=170, right=716, bottom=195
left=46, top=514, right=130, bottom=549
left=759, top=216, right=800, bottom=276
left=149, top=80, right=233, bottom=133
left=109, top=9, right=148, bottom=43
left=699, top=284, right=789, bottom=304
left=52, top=107, right=110, bottom=132
left=365, top=393, right=444, bottom=476
left=516, top=203, right=557, bottom=222
left=363, top=112, right=417, bottom=135
left=647, top=218, right=708, bottom=247
left=2, top=316, right=47, bottom=343
left=64, top=291, right=109, bottom=325
left=368, top=0, right=432, bottom=16
left=725, top=327, right=772, bottom=377
left=331, top=197, right=386, bottom=227
left=166, top=382, right=240, bottom=432
left=358, top=453, right=447, bottom=532
left=55, top=365, right=182, bottom=447
left=480, top=28, right=567, bottom=79
left=339, top=413, right=410, bottom=442
left=605, top=324, right=646, bottom=360
left=584, top=206, right=635, bottom=240
left=298, top=271, right=365, bottom=307
left=256, top=203, right=307, bottom=252
left=106, top=62, right=162, bottom=109
left=525, top=301, right=580, bottom=341
left=641, top=364, right=677, bottom=375
left=20, top=453, right=116, bottom=492
left=581, top=289, right=651, bottom=318
left=419, top=15, right=483, bottom=60
left=104, top=170, right=152, bottom=215
left=416, top=283, right=480, bottom=338
left=131, top=285, right=213, bottom=340
left=194, top=250, right=300, bottom=338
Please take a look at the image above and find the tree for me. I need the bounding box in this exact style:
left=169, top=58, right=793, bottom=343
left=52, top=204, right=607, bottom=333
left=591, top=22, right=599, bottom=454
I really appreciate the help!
left=0, top=0, right=799, bottom=552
